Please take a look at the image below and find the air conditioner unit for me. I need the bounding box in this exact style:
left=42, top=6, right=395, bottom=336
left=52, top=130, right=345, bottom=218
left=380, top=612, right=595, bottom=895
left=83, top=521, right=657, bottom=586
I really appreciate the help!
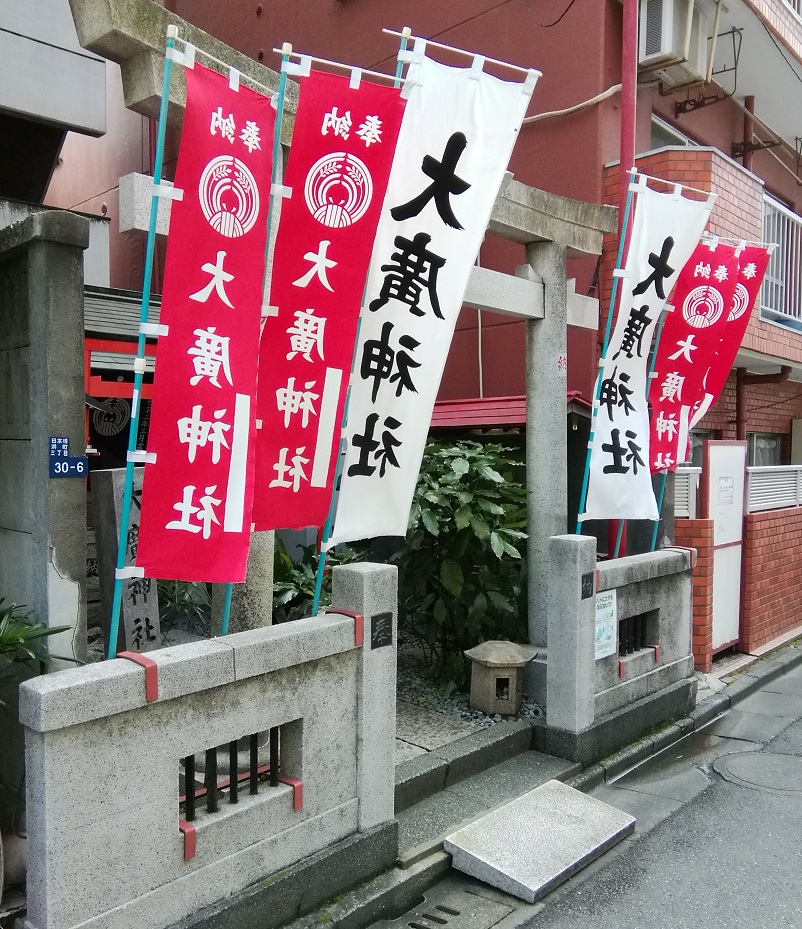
left=639, top=0, right=709, bottom=87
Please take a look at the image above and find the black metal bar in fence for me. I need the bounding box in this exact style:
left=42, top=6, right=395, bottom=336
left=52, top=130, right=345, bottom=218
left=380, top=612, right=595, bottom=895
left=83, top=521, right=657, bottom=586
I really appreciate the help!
left=229, top=741, right=238, bottom=804
left=184, top=754, right=196, bottom=822
left=206, top=747, right=218, bottom=813
left=269, top=726, right=279, bottom=787
left=250, top=733, right=259, bottom=795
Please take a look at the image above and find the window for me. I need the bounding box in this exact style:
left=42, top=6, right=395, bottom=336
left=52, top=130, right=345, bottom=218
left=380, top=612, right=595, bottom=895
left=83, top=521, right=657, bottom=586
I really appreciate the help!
left=688, top=429, right=715, bottom=466
left=649, top=116, right=695, bottom=151
left=747, top=432, right=783, bottom=466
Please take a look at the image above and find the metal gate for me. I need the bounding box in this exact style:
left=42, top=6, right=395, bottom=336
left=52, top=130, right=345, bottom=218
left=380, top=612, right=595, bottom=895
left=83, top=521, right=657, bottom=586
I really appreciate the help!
left=700, top=440, right=747, bottom=652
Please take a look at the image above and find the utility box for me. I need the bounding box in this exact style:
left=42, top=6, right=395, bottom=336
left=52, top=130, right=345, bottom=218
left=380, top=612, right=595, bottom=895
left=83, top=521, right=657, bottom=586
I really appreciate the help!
left=465, top=641, right=537, bottom=716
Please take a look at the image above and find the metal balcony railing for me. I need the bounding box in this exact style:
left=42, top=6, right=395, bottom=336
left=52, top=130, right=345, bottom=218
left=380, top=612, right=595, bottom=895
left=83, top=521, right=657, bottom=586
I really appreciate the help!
left=761, top=195, right=802, bottom=325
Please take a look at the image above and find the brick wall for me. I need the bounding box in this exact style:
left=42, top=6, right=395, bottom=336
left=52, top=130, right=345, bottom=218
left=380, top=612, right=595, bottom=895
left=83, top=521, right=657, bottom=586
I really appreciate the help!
left=749, top=0, right=802, bottom=65
left=674, top=518, right=715, bottom=672
left=741, top=507, right=802, bottom=651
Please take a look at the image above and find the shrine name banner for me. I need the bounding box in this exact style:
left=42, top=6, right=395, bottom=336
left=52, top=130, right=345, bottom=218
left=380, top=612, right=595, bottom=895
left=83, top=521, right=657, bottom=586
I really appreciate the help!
left=690, top=244, right=772, bottom=429
left=648, top=240, right=739, bottom=472
left=583, top=181, right=712, bottom=522
left=327, top=53, right=538, bottom=547
left=137, top=63, right=275, bottom=582
left=252, top=69, right=405, bottom=530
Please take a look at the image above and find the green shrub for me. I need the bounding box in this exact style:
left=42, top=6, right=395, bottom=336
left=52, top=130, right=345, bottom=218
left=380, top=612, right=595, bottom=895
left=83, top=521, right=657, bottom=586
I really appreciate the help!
left=0, top=600, right=70, bottom=702
left=392, top=439, right=528, bottom=689
left=273, top=538, right=366, bottom=623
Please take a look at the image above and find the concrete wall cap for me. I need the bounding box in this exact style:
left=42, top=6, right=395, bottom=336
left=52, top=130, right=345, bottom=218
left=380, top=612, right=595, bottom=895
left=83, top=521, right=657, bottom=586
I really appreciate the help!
left=0, top=210, right=90, bottom=257
left=597, top=549, right=691, bottom=591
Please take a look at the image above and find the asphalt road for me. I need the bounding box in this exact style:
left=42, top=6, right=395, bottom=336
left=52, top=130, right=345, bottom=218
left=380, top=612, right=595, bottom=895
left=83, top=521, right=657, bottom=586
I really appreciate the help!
left=527, top=661, right=802, bottom=929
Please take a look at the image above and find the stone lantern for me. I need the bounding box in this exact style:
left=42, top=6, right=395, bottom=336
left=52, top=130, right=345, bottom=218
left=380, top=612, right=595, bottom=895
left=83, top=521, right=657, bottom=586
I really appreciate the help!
left=464, top=641, right=538, bottom=716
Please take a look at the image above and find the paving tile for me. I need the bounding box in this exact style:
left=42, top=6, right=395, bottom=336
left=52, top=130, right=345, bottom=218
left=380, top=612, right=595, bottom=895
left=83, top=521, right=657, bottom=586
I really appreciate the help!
left=706, top=709, right=793, bottom=743
left=762, top=666, right=802, bottom=696
left=395, top=739, right=427, bottom=765
left=614, top=762, right=711, bottom=804
left=765, top=718, right=802, bottom=756
left=729, top=689, right=802, bottom=719
left=590, top=783, right=683, bottom=836
left=396, top=700, right=482, bottom=751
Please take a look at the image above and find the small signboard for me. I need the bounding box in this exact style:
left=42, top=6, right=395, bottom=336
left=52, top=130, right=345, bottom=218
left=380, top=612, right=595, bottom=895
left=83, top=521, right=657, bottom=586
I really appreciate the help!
left=595, top=589, right=617, bottom=660
left=49, top=436, right=88, bottom=478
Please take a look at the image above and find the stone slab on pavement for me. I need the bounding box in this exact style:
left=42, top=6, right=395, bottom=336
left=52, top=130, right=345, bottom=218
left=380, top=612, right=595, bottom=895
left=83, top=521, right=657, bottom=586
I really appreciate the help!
left=443, top=779, right=635, bottom=904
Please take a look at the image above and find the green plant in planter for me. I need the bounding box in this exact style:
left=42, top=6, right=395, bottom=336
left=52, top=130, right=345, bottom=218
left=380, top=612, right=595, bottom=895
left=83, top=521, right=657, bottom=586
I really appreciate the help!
left=392, top=439, right=528, bottom=689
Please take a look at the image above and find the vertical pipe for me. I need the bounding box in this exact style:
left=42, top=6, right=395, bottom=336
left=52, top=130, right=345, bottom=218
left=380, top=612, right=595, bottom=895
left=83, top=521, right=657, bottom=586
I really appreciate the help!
left=229, top=741, right=238, bottom=803
left=736, top=367, right=747, bottom=441
left=269, top=726, right=279, bottom=787
left=107, top=28, right=177, bottom=659
left=620, top=0, right=638, bottom=236
left=184, top=754, right=196, bottom=822
left=206, top=748, right=218, bottom=813
left=249, top=733, right=259, bottom=794
left=743, top=96, right=755, bottom=173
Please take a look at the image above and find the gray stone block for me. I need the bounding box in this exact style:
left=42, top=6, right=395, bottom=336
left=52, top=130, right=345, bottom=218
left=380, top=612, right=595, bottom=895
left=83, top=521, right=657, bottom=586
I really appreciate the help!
left=689, top=692, right=730, bottom=728
left=566, top=763, right=606, bottom=792
left=444, top=779, right=634, bottom=903
left=229, top=613, right=354, bottom=682
left=150, top=638, right=235, bottom=702
left=433, top=720, right=534, bottom=787
left=394, top=753, right=448, bottom=813
left=599, top=738, right=654, bottom=780
left=211, top=531, right=274, bottom=635
left=19, top=659, right=145, bottom=732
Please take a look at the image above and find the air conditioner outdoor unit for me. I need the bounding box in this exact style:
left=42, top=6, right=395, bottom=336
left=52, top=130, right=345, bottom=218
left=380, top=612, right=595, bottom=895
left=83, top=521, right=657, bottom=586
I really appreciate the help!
left=639, top=0, right=709, bottom=87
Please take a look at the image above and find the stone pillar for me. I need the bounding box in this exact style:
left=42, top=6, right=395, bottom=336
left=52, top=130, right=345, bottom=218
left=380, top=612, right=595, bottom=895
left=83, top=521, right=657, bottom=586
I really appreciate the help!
left=522, top=241, right=568, bottom=651
left=331, top=562, right=397, bottom=831
left=0, top=211, right=89, bottom=666
left=546, top=535, right=596, bottom=733
left=210, top=531, right=274, bottom=634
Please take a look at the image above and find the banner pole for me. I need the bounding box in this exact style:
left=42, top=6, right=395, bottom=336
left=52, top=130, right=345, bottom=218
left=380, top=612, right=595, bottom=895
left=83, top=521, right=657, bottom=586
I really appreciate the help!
left=107, top=26, right=177, bottom=659
left=574, top=170, right=638, bottom=535
left=650, top=469, right=668, bottom=551
left=310, top=30, right=410, bottom=616
left=219, top=45, right=290, bottom=636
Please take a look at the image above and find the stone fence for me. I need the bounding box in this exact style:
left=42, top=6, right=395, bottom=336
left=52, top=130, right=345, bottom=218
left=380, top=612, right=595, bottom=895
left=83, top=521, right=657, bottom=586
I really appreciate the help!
left=20, top=563, right=397, bottom=929
left=537, top=535, right=695, bottom=763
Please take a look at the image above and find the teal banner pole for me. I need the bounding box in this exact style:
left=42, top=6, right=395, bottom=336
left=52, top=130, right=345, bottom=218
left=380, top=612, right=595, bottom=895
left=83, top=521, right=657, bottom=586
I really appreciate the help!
left=219, top=45, right=290, bottom=636
left=107, top=27, right=178, bottom=659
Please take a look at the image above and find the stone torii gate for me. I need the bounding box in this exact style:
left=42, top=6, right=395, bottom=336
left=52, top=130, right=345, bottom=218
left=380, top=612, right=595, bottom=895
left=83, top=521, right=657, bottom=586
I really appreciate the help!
left=69, top=0, right=617, bottom=693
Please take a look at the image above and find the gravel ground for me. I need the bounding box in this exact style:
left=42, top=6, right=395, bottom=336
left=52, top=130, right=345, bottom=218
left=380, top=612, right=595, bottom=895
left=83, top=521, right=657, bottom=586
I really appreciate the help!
left=397, top=647, right=545, bottom=724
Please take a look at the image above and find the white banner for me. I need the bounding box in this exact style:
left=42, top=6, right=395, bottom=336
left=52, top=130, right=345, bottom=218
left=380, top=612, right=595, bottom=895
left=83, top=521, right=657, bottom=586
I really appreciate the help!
left=583, top=179, right=713, bottom=521
left=327, top=51, right=538, bottom=546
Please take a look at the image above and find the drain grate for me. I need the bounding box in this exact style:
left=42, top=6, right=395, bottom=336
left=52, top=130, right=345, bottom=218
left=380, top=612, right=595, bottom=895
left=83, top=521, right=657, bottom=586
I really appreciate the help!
left=713, top=752, right=802, bottom=795
left=369, top=886, right=513, bottom=929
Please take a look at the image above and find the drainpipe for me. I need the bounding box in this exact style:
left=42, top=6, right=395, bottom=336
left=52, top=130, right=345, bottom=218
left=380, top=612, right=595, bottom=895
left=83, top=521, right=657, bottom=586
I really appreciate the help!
left=609, top=0, right=638, bottom=558
left=743, top=96, right=755, bottom=173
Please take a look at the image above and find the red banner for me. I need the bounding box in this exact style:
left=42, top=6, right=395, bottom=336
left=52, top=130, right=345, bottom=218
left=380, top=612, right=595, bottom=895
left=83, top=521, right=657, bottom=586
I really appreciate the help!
left=692, top=244, right=772, bottom=421
left=137, top=63, right=275, bottom=582
left=648, top=241, right=739, bottom=471
left=252, top=70, right=405, bottom=530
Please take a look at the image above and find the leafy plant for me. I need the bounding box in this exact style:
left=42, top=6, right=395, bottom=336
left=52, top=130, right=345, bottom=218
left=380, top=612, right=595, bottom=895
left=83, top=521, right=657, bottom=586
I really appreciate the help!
left=392, top=439, right=528, bottom=688
left=273, top=538, right=366, bottom=623
left=157, top=580, right=212, bottom=635
left=0, top=599, right=70, bottom=700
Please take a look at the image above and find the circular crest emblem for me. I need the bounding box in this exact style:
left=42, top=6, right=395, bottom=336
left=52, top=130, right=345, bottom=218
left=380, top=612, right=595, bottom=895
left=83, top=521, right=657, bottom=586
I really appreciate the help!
left=682, top=285, right=725, bottom=329
left=198, top=155, right=260, bottom=238
left=728, top=282, right=750, bottom=321
left=304, top=152, right=373, bottom=228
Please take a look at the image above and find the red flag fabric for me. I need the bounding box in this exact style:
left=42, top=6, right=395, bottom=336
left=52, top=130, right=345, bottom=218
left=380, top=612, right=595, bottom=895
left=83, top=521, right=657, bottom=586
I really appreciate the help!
left=648, top=241, right=739, bottom=472
left=252, top=70, right=405, bottom=531
left=137, top=63, right=275, bottom=582
left=690, top=244, right=772, bottom=427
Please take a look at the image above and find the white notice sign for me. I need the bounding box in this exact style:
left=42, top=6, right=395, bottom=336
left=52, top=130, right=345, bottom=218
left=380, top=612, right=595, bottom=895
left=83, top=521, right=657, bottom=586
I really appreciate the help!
left=595, top=589, right=617, bottom=660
